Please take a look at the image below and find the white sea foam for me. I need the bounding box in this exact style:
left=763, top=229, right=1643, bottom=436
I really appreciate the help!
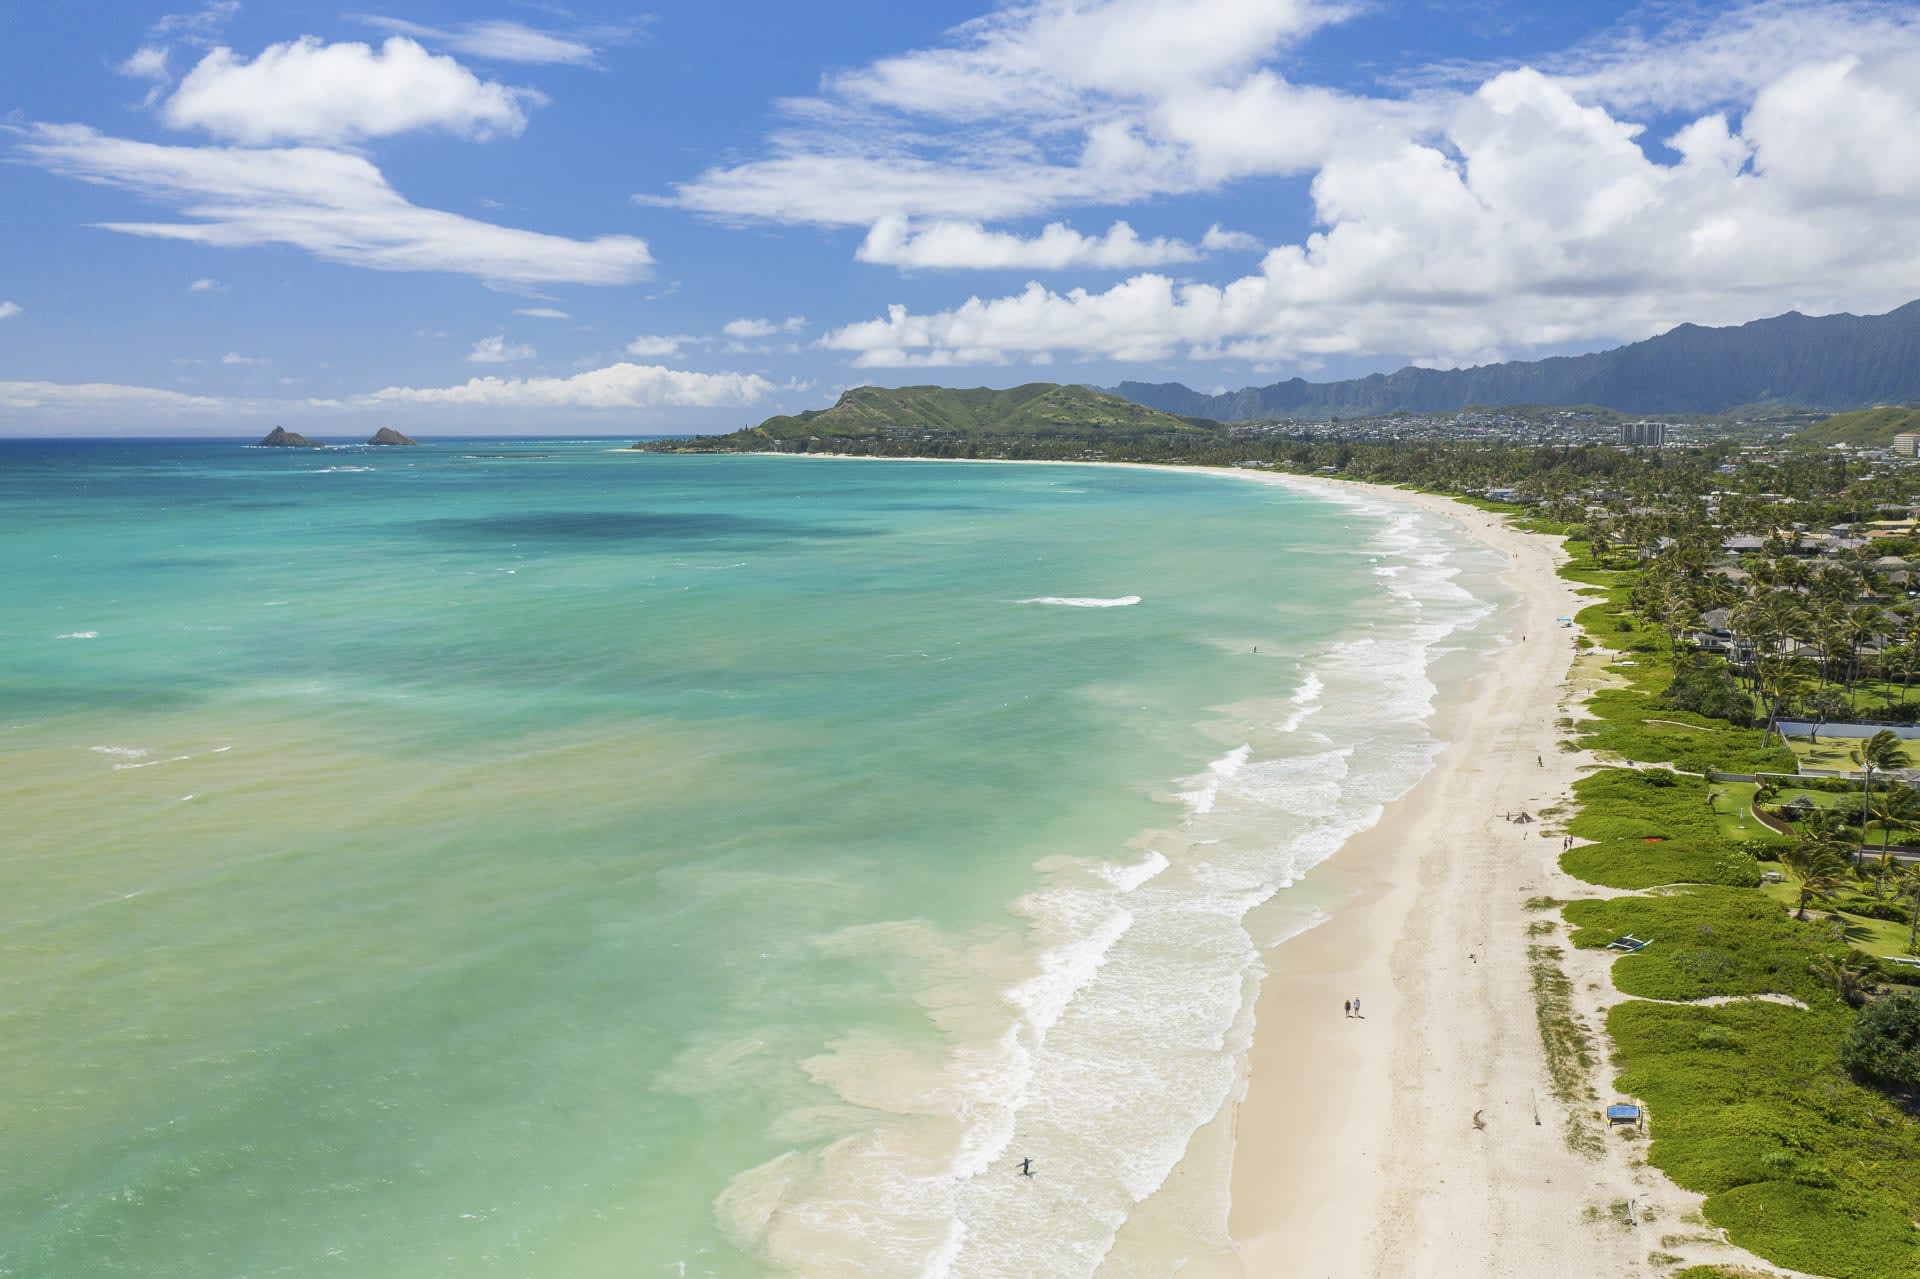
left=89, top=745, right=148, bottom=760
left=1018, top=595, right=1141, bottom=608
left=57, top=631, right=99, bottom=640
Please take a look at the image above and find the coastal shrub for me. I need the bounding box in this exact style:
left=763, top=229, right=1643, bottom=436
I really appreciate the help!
left=1705, top=1182, right=1919, bottom=1279
left=1841, top=991, right=1920, bottom=1094
left=1660, top=665, right=1754, bottom=728
left=1607, top=999, right=1920, bottom=1279
left=1564, top=888, right=1840, bottom=1004
left=1562, top=840, right=1762, bottom=890
left=1582, top=688, right=1792, bottom=773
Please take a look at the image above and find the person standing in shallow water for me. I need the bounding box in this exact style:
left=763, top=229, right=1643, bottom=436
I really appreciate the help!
left=1020, top=1157, right=1033, bottom=1177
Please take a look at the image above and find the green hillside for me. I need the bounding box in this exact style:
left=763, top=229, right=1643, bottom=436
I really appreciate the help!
left=643, top=383, right=1216, bottom=457
left=1796, top=404, right=1920, bottom=447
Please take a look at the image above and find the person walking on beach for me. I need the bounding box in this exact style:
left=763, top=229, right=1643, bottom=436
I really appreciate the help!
left=1344, top=998, right=1351, bottom=1018
left=1351, top=996, right=1362, bottom=1018
left=1020, top=1157, right=1033, bottom=1177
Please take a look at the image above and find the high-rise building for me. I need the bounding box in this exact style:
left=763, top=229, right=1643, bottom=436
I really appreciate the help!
left=1621, top=421, right=1668, bottom=447
left=1892, top=432, right=1920, bottom=457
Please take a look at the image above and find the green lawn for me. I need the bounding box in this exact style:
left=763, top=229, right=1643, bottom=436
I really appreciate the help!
left=1708, top=782, right=1788, bottom=844
left=1781, top=725, right=1920, bottom=768
left=1758, top=881, right=1918, bottom=960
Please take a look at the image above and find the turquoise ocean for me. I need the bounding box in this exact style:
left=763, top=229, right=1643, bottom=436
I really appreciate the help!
left=0, top=441, right=1510, bottom=1277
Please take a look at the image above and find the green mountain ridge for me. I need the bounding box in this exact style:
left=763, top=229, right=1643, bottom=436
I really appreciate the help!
left=1110, top=300, right=1920, bottom=419
left=643, top=383, right=1211, bottom=454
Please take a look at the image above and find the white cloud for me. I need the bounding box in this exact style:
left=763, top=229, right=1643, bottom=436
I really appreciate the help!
left=626, top=334, right=691, bottom=357
left=659, top=0, right=1357, bottom=226
left=163, top=37, right=540, bottom=145
left=1200, top=225, right=1261, bottom=252
left=188, top=277, right=222, bottom=291
left=722, top=317, right=779, bottom=339
left=20, top=124, right=653, bottom=286
left=856, top=215, right=1216, bottom=269
left=824, top=53, right=1920, bottom=369
left=0, top=301, right=22, bottom=320
left=365, top=362, right=775, bottom=408
left=119, top=46, right=171, bottom=80
left=220, top=351, right=262, bottom=365
left=515, top=306, right=570, bottom=319
left=356, top=16, right=603, bottom=66
left=0, top=379, right=223, bottom=412
left=468, top=335, right=536, bottom=363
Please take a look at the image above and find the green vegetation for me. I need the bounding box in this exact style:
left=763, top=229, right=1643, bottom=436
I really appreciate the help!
left=1565, top=888, right=1841, bottom=1003
left=1540, top=490, right=1920, bottom=1277
left=1840, top=991, right=1920, bottom=1093
left=1610, top=998, right=1920, bottom=1278
left=1795, top=404, right=1920, bottom=448
left=1561, top=770, right=1763, bottom=889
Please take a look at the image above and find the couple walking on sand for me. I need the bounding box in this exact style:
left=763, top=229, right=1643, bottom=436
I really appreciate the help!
left=1343, top=997, right=1362, bottom=1018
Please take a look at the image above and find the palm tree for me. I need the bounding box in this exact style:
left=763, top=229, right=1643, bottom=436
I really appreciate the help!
left=1783, top=837, right=1850, bottom=921
left=1809, top=950, right=1876, bottom=1007
left=1869, top=783, right=1920, bottom=860
left=1902, top=863, right=1920, bottom=954
left=1851, top=730, right=1910, bottom=865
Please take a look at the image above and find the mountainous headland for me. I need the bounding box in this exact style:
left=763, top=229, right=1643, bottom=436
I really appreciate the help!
left=637, top=383, right=1212, bottom=458
left=1111, top=300, right=1920, bottom=420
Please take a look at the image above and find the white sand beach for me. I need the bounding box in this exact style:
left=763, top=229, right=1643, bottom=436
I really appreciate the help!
left=1210, top=479, right=1789, bottom=1278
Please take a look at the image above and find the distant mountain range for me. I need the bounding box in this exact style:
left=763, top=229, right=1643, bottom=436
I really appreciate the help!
left=1109, top=301, right=1920, bottom=420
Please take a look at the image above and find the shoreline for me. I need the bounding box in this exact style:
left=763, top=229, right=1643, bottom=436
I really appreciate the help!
left=698, top=451, right=1770, bottom=1273
left=725, top=452, right=1619, bottom=1267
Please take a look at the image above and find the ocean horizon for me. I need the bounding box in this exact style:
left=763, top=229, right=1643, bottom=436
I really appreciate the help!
left=1, top=441, right=1511, bottom=1276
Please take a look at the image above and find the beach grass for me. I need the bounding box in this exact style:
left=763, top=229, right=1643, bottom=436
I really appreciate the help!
left=1528, top=941, right=1604, bottom=1155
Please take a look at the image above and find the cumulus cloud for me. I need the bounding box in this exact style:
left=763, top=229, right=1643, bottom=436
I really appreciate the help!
left=356, top=16, right=606, bottom=66
left=823, top=53, right=1920, bottom=368
left=365, top=362, right=774, bottom=408
left=515, top=306, right=570, bottom=319
left=0, top=301, right=22, bottom=320
left=188, top=277, right=222, bottom=292
left=856, top=215, right=1239, bottom=269
left=626, top=334, right=691, bottom=357
left=19, top=124, right=653, bottom=286
left=794, top=2, right=1920, bottom=371
left=468, top=335, right=536, bottom=363
left=162, top=37, right=539, bottom=145
left=722, top=316, right=807, bottom=339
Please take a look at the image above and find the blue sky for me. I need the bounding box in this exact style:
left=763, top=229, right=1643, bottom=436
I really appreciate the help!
left=3, top=0, right=1919, bottom=435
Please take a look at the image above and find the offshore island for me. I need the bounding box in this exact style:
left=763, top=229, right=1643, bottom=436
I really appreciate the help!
left=640, top=304, right=1920, bottom=1279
